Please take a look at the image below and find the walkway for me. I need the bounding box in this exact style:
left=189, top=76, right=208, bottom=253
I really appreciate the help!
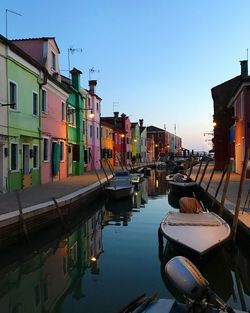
left=190, top=162, right=250, bottom=233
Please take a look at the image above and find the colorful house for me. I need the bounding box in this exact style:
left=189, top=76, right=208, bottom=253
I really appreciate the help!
left=13, top=37, right=70, bottom=184
left=86, top=80, right=101, bottom=171
left=131, top=122, right=140, bottom=161
left=211, top=61, right=245, bottom=171
left=100, top=118, right=114, bottom=166
left=62, top=68, right=85, bottom=176
left=6, top=38, right=47, bottom=191
left=0, top=36, right=8, bottom=193
left=139, top=119, right=147, bottom=162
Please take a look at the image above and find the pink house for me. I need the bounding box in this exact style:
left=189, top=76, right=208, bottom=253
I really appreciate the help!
left=86, top=80, right=102, bottom=171
left=13, top=37, right=69, bottom=183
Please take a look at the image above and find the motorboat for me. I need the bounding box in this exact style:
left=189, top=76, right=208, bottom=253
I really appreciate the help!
left=118, top=256, right=244, bottom=313
left=105, top=171, right=134, bottom=200
left=159, top=210, right=231, bottom=257
left=130, top=173, right=144, bottom=185
left=166, top=173, right=188, bottom=182
left=168, top=178, right=198, bottom=196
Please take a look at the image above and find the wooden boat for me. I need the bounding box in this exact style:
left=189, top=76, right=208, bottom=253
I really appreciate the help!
left=105, top=171, right=134, bottom=200
left=159, top=211, right=231, bottom=257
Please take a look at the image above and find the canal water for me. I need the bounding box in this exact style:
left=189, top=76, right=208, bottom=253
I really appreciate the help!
left=0, top=169, right=250, bottom=313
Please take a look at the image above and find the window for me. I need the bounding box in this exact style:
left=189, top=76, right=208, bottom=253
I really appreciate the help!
left=33, top=92, right=38, bottom=116
left=82, top=120, right=85, bottom=134
left=61, top=102, right=66, bottom=121
left=11, top=143, right=18, bottom=171
left=60, top=141, right=64, bottom=161
left=9, top=81, right=17, bottom=110
left=90, top=125, right=93, bottom=137
left=97, top=126, right=99, bottom=139
left=67, top=106, right=75, bottom=126
left=43, top=138, right=49, bottom=161
left=42, top=89, right=47, bottom=112
left=105, top=129, right=108, bottom=138
left=33, top=145, right=39, bottom=169
left=87, top=97, right=91, bottom=108
left=97, top=102, right=99, bottom=112
left=51, top=51, right=56, bottom=71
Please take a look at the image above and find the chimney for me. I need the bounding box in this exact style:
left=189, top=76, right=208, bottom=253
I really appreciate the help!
left=139, top=119, right=144, bottom=128
left=240, top=60, right=248, bottom=78
left=89, top=80, right=97, bottom=94
left=114, top=111, right=119, bottom=119
left=70, top=67, right=82, bottom=91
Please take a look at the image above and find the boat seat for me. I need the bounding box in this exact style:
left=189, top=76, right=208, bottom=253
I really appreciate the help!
left=179, top=197, right=203, bottom=213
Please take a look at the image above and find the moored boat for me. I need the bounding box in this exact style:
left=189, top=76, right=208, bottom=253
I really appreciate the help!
left=159, top=210, right=231, bottom=257
left=105, top=171, right=134, bottom=200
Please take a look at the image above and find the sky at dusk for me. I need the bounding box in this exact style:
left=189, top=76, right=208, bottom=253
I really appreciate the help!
left=1, top=0, right=250, bottom=152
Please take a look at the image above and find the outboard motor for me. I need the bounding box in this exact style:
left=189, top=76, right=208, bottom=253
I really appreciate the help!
left=165, top=256, right=236, bottom=313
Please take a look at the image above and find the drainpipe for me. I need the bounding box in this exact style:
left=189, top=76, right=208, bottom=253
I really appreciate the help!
left=38, top=68, right=48, bottom=184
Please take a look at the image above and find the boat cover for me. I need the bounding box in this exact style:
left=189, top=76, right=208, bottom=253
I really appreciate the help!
left=165, top=212, right=222, bottom=226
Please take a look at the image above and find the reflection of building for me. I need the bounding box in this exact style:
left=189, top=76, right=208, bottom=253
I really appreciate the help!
left=85, top=211, right=103, bottom=274
left=147, top=169, right=169, bottom=196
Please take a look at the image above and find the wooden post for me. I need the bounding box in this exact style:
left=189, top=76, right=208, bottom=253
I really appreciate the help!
left=218, top=158, right=233, bottom=216
left=105, top=157, right=114, bottom=175
left=211, top=166, right=227, bottom=208
left=52, top=197, right=67, bottom=228
left=15, top=190, right=29, bottom=240
left=199, top=158, right=210, bottom=185
left=187, top=158, right=195, bottom=180
left=195, top=159, right=203, bottom=182
left=100, top=159, right=109, bottom=183
left=206, top=166, right=215, bottom=192
left=232, top=148, right=250, bottom=241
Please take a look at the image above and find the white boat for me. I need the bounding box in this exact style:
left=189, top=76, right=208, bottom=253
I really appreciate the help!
left=159, top=211, right=231, bottom=257
left=105, top=171, right=134, bottom=200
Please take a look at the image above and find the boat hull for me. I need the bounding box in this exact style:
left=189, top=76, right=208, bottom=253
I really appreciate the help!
left=168, top=181, right=198, bottom=196
left=160, top=212, right=231, bottom=258
left=105, top=186, right=134, bottom=200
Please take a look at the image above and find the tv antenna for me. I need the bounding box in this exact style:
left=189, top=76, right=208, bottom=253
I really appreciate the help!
left=89, top=67, right=100, bottom=80
left=67, top=47, right=83, bottom=77
left=5, top=9, right=22, bottom=39
left=112, top=101, right=119, bottom=112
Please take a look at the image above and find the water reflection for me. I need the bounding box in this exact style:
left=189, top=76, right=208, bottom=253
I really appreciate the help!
left=0, top=170, right=249, bottom=312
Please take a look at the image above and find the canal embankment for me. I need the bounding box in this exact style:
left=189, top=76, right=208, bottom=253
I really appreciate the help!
left=189, top=161, right=250, bottom=243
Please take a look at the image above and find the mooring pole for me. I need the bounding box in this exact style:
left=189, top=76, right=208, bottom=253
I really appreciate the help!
left=211, top=165, right=227, bottom=209
left=199, top=158, right=210, bottom=185
left=232, top=148, right=250, bottom=241
left=218, top=158, right=233, bottom=216
left=52, top=197, right=67, bottom=228
left=206, top=166, right=215, bottom=192
left=100, top=159, right=109, bottom=183
left=195, top=158, right=203, bottom=182
left=16, top=190, right=29, bottom=241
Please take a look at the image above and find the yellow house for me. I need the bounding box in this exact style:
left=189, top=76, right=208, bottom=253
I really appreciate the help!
left=100, top=120, right=114, bottom=166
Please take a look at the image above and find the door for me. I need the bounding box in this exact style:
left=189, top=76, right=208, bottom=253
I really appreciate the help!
left=23, top=144, right=30, bottom=174
left=235, top=143, right=242, bottom=174
left=68, top=144, right=73, bottom=175
left=23, top=144, right=31, bottom=188
left=0, top=145, right=3, bottom=193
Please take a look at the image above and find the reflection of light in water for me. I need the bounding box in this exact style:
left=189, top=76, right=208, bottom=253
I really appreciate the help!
left=135, top=192, right=138, bottom=196
left=90, top=256, right=97, bottom=262
left=156, top=179, right=159, bottom=188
